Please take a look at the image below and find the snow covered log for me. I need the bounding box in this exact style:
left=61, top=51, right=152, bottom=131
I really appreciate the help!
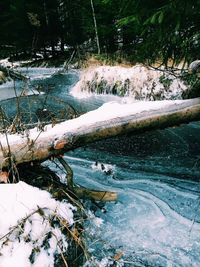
left=0, top=98, right=200, bottom=169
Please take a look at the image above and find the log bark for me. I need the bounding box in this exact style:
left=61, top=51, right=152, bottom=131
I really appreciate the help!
left=0, top=98, right=200, bottom=169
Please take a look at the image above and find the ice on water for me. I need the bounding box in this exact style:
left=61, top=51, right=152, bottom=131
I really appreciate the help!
left=63, top=119, right=200, bottom=267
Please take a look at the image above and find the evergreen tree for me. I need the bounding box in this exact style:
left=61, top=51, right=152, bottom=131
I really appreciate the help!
left=0, top=0, right=199, bottom=64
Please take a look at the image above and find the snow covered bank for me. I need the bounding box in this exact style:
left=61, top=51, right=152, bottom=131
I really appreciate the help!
left=71, top=65, right=188, bottom=100
left=0, top=182, right=75, bottom=266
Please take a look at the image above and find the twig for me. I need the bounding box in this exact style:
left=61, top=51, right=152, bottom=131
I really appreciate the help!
left=63, top=50, right=76, bottom=71
left=0, top=207, right=43, bottom=241
left=54, top=212, right=89, bottom=261
left=58, top=157, right=74, bottom=190
left=51, top=232, right=69, bottom=267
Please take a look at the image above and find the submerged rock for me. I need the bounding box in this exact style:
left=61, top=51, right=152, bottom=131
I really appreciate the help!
left=72, top=65, right=188, bottom=100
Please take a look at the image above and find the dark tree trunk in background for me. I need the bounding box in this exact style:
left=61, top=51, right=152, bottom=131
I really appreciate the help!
left=60, top=37, right=65, bottom=54
left=90, top=0, right=100, bottom=54
left=51, top=41, right=55, bottom=57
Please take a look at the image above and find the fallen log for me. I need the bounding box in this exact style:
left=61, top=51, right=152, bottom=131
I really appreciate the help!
left=0, top=98, right=200, bottom=169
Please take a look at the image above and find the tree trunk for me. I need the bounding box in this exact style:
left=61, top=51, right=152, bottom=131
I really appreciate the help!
left=60, top=37, right=65, bottom=54
left=90, top=0, right=101, bottom=54
left=0, top=98, right=200, bottom=169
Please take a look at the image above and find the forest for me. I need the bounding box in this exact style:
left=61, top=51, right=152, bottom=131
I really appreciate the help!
left=0, top=0, right=200, bottom=66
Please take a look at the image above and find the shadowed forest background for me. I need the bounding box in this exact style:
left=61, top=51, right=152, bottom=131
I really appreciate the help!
left=0, top=0, right=199, bottom=66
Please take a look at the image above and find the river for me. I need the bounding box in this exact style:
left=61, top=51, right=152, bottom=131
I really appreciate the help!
left=0, top=68, right=200, bottom=267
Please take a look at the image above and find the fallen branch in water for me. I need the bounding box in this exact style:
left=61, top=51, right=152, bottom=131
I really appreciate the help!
left=58, top=157, right=117, bottom=201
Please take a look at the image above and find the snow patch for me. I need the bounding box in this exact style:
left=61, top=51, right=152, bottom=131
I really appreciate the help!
left=84, top=257, right=114, bottom=267
left=0, top=181, right=75, bottom=266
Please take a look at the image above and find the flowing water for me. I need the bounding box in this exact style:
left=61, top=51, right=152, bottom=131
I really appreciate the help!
left=0, top=68, right=200, bottom=266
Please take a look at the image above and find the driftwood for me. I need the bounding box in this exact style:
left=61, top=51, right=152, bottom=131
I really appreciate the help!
left=0, top=97, right=200, bottom=200
left=57, top=157, right=117, bottom=201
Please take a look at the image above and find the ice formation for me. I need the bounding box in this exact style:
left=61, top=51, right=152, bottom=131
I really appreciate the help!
left=72, top=65, right=188, bottom=100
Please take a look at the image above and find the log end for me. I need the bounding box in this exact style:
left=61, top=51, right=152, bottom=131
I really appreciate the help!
left=75, top=187, right=117, bottom=201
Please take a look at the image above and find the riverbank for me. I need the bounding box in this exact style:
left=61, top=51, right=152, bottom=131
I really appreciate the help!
left=0, top=161, right=89, bottom=266
left=3, top=54, right=197, bottom=100
left=0, top=63, right=200, bottom=267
